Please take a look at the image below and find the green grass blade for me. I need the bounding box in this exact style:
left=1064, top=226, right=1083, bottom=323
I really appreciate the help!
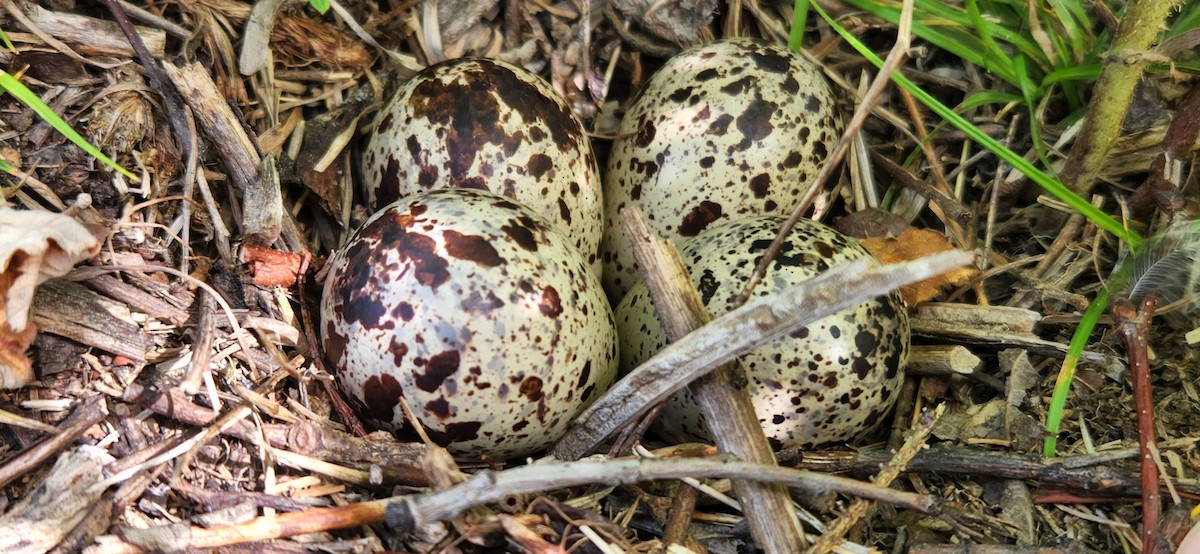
left=0, top=71, right=135, bottom=180
left=307, top=0, right=330, bottom=14
left=789, top=0, right=810, bottom=52
left=918, top=0, right=1046, bottom=64
left=1012, top=55, right=1057, bottom=170
left=1166, top=0, right=1200, bottom=38
left=1042, top=64, right=1103, bottom=88
left=956, top=90, right=1023, bottom=111
left=0, top=28, right=14, bottom=54
left=965, top=0, right=1001, bottom=63
left=839, top=0, right=1020, bottom=84
left=848, top=0, right=1049, bottom=75
left=812, top=3, right=1143, bottom=248
left=816, top=8, right=1139, bottom=456
left=1051, top=0, right=1093, bottom=43
left=1042, top=287, right=1109, bottom=456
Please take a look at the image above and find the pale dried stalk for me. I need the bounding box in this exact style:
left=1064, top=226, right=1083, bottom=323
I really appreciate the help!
left=618, top=206, right=805, bottom=552
left=386, top=457, right=936, bottom=532
left=7, top=0, right=165, bottom=59
left=907, top=345, right=982, bottom=375
left=161, top=61, right=261, bottom=192
left=105, top=457, right=935, bottom=552
left=553, top=249, right=974, bottom=459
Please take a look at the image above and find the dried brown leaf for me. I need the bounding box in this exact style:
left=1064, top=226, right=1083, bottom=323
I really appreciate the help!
left=0, top=207, right=100, bottom=388
left=500, top=514, right=567, bottom=554
left=861, top=228, right=978, bottom=306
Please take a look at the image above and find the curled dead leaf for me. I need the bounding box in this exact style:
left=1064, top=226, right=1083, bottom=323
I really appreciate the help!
left=861, top=228, right=979, bottom=306
left=0, top=207, right=101, bottom=389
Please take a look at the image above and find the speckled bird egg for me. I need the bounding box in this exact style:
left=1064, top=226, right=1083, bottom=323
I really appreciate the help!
left=602, top=38, right=843, bottom=299
left=615, top=216, right=908, bottom=450
left=361, top=57, right=604, bottom=272
left=320, top=188, right=618, bottom=459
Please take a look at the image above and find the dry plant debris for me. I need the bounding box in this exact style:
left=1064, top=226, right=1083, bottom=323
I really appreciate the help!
left=0, top=0, right=1197, bottom=551
left=862, top=227, right=980, bottom=306
left=0, top=205, right=100, bottom=389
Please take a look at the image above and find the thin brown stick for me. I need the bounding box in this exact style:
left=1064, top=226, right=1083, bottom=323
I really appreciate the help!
left=602, top=4, right=679, bottom=58
left=807, top=405, right=943, bottom=553
left=114, top=497, right=392, bottom=551
left=101, top=0, right=192, bottom=167
left=161, top=61, right=261, bottom=192
left=785, top=443, right=1200, bottom=499
left=894, top=82, right=968, bottom=248
left=0, top=396, right=107, bottom=489
left=1116, top=295, right=1165, bottom=552
left=296, top=252, right=368, bottom=437
left=6, top=0, right=162, bottom=63
left=661, top=484, right=701, bottom=548
left=1011, top=212, right=1086, bottom=308
left=619, top=206, right=805, bottom=552
left=115, top=0, right=189, bottom=39
left=1129, top=81, right=1200, bottom=219
left=122, top=383, right=428, bottom=485
left=869, top=149, right=972, bottom=224
left=179, top=289, right=217, bottom=394
left=108, top=457, right=934, bottom=551
left=387, top=458, right=936, bottom=532
left=606, top=400, right=665, bottom=456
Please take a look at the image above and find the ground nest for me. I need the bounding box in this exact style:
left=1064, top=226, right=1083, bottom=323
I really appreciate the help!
left=0, top=0, right=1198, bottom=552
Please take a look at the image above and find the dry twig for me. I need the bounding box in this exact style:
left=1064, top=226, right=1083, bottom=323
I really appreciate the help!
left=619, top=206, right=805, bottom=551
left=1115, top=295, right=1167, bottom=552
left=554, top=248, right=973, bottom=459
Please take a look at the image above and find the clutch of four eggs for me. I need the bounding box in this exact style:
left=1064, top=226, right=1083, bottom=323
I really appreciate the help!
left=321, top=40, right=908, bottom=460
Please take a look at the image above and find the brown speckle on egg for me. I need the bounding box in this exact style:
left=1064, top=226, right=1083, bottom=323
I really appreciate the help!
left=321, top=188, right=618, bottom=459
left=362, top=58, right=604, bottom=274
left=616, top=216, right=908, bottom=450
left=601, top=38, right=843, bottom=300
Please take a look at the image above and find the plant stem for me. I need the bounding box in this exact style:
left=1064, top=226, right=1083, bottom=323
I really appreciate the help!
left=1060, top=0, right=1181, bottom=197
left=618, top=207, right=806, bottom=552
left=1117, top=296, right=1165, bottom=552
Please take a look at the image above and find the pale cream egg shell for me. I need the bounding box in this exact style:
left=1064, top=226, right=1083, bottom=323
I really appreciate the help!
left=361, top=57, right=604, bottom=273
left=321, top=188, right=618, bottom=459
left=602, top=38, right=843, bottom=300
left=615, top=216, right=908, bottom=450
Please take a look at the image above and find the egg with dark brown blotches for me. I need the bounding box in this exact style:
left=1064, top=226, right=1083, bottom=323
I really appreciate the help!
left=615, top=216, right=908, bottom=450
left=602, top=38, right=843, bottom=300
left=320, top=188, right=618, bottom=459
left=362, top=57, right=604, bottom=273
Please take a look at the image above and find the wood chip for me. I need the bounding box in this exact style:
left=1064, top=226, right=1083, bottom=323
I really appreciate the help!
left=33, top=280, right=151, bottom=363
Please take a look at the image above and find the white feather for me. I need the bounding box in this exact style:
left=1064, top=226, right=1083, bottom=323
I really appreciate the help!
left=1126, top=218, right=1200, bottom=309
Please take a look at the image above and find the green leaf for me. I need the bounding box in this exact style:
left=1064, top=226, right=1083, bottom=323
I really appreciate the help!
left=840, top=0, right=1030, bottom=86
left=0, top=71, right=135, bottom=180
left=307, top=0, right=330, bottom=14
left=1042, top=64, right=1102, bottom=87
left=1042, top=287, right=1108, bottom=457
left=956, top=90, right=1022, bottom=111
left=1166, top=0, right=1200, bottom=38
